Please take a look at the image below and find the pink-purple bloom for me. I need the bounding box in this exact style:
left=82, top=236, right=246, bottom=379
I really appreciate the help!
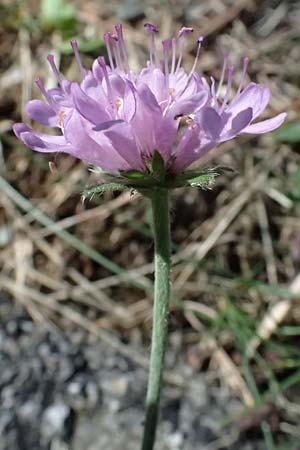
left=13, top=24, right=286, bottom=175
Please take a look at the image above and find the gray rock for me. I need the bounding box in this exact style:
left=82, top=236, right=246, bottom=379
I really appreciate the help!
left=41, top=401, right=70, bottom=440
left=0, top=296, right=269, bottom=450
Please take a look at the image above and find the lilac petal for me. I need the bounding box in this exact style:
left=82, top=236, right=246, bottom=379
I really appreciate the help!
left=169, top=69, right=188, bottom=96
left=137, top=83, right=177, bottom=158
left=221, top=107, right=253, bottom=140
left=25, top=100, right=58, bottom=127
left=71, top=83, right=110, bottom=124
left=167, top=91, right=208, bottom=120
left=81, top=73, right=98, bottom=92
left=243, top=112, right=287, bottom=134
left=175, top=75, right=197, bottom=99
left=200, top=107, right=223, bottom=140
left=20, top=133, right=71, bottom=152
left=109, top=74, right=126, bottom=97
left=155, top=117, right=177, bottom=159
left=136, top=82, right=161, bottom=114
left=81, top=75, right=108, bottom=106
left=132, top=83, right=176, bottom=159
left=93, top=120, right=124, bottom=132
left=171, top=126, right=201, bottom=172
left=61, top=80, right=72, bottom=96
left=104, top=122, right=144, bottom=170
left=13, top=123, right=33, bottom=139
left=63, top=111, right=132, bottom=172
left=138, top=68, right=167, bottom=105
left=48, top=87, right=72, bottom=108
left=92, top=59, right=104, bottom=81
left=228, top=83, right=270, bottom=120
left=172, top=135, right=216, bottom=172
left=120, top=81, right=136, bottom=122
left=13, top=123, right=71, bottom=152
left=131, top=83, right=164, bottom=156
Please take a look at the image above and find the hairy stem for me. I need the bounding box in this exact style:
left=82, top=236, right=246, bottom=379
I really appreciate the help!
left=141, top=188, right=171, bottom=450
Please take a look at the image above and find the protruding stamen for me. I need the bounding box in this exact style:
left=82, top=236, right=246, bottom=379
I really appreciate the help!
left=98, top=57, right=113, bottom=104
left=175, top=27, right=194, bottom=73
left=112, top=38, right=123, bottom=71
left=171, top=37, right=177, bottom=75
left=216, top=50, right=229, bottom=97
left=236, top=56, right=249, bottom=96
left=220, top=65, right=235, bottom=112
left=210, top=76, right=218, bottom=107
left=104, top=33, right=115, bottom=70
left=162, top=39, right=171, bottom=89
left=144, top=23, right=159, bottom=67
left=47, top=54, right=62, bottom=85
left=70, top=40, right=86, bottom=78
left=187, top=36, right=204, bottom=81
left=115, top=24, right=130, bottom=73
left=35, top=77, right=51, bottom=103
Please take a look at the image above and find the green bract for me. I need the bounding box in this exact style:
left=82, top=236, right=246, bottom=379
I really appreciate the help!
left=82, top=151, right=227, bottom=200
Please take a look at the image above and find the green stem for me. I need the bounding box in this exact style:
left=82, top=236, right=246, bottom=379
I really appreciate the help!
left=141, top=188, right=171, bottom=450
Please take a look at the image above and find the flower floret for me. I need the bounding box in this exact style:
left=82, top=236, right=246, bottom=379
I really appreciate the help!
left=13, top=23, right=286, bottom=175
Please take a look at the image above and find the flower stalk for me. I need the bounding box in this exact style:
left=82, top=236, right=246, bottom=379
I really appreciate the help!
left=141, top=188, right=171, bottom=450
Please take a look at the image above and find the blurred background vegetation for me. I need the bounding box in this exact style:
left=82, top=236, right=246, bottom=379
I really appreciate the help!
left=1, top=0, right=300, bottom=449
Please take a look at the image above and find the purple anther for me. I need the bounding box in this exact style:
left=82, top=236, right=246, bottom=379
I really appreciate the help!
left=178, top=27, right=194, bottom=38
left=144, top=23, right=159, bottom=33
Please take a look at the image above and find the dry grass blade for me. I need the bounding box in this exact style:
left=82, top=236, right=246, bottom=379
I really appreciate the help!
left=67, top=268, right=133, bottom=323
left=212, top=346, right=255, bottom=407
left=0, top=176, right=150, bottom=291
left=263, top=185, right=294, bottom=210
left=173, top=183, right=257, bottom=290
left=173, top=147, right=290, bottom=288
left=0, top=274, right=149, bottom=365
left=67, top=262, right=154, bottom=298
left=247, top=273, right=300, bottom=357
left=0, top=192, right=64, bottom=266
left=19, top=28, right=32, bottom=121
left=36, top=191, right=134, bottom=238
left=256, top=196, right=278, bottom=285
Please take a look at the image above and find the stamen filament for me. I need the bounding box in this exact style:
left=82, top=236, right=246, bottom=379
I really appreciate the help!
left=98, top=57, right=113, bottom=105
left=35, top=77, right=52, bottom=104
left=216, top=51, right=229, bottom=97
left=171, top=38, right=177, bottom=75
left=236, top=57, right=249, bottom=96
left=144, top=23, right=159, bottom=67
left=162, top=39, right=170, bottom=90
left=104, top=33, right=115, bottom=70
left=70, top=40, right=86, bottom=78
left=112, top=38, right=123, bottom=71
left=220, top=65, right=235, bottom=113
left=46, top=54, right=62, bottom=85
left=210, top=76, right=218, bottom=107
left=187, top=36, right=204, bottom=81
left=175, top=27, right=194, bottom=74
left=115, top=24, right=130, bottom=73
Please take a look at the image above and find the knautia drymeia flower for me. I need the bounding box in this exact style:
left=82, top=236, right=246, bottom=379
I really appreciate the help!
left=13, top=24, right=286, bottom=179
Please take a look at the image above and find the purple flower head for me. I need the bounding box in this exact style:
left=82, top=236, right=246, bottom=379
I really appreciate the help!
left=13, top=24, right=286, bottom=177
